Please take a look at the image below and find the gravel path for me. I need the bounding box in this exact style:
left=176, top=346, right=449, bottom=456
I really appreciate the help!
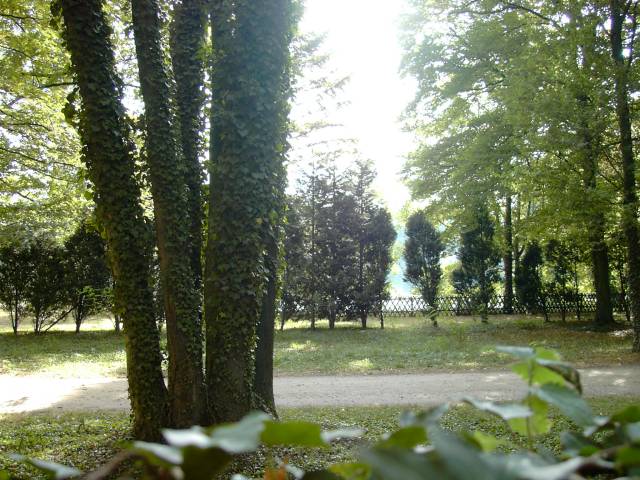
left=1, top=366, right=638, bottom=414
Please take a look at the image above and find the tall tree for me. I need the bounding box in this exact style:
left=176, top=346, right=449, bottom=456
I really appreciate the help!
left=56, top=0, right=168, bottom=439
left=0, top=242, right=32, bottom=334
left=314, top=158, right=358, bottom=328
left=359, top=207, right=396, bottom=328
left=452, top=203, right=501, bottom=323
left=170, top=0, right=207, bottom=295
left=609, top=0, right=640, bottom=348
left=515, top=242, right=544, bottom=315
left=503, top=195, right=514, bottom=313
left=205, top=0, right=293, bottom=423
left=130, top=0, right=206, bottom=427
left=403, top=211, right=444, bottom=314
left=63, top=221, right=112, bottom=333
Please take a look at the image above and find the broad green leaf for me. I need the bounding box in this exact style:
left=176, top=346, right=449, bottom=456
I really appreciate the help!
left=399, top=404, right=450, bottom=428
left=626, top=422, right=640, bottom=443
left=181, top=447, right=232, bottom=480
left=361, top=447, right=447, bottom=480
left=131, top=441, right=183, bottom=467
left=163, top=426, right=212, bottom=449
left=617, top=446, right=640, bottom=468
left=379, top=426, right=428, bottom=449
left=533, top=384, right=594, bottom=427
left=503, top=454, right=591, bottom=480
left=533, top=347, right=561, bottom=361
left=428, top=428, right=509, bottom=480
left=328, top=462, right=371, bottom=480
left=612, top=405, right=640, bottom=423
left=9, top=455, right=81, bottom=480
left=560, top=432, right=598, bottom=456
left=463, top=431, right=505, bottom=452
left=508, top=396, right=551, bottom=437
left=262, top=421, right=326, bottom=447
left=511, top=361, right=565, bottom=386
left=535, top=359, right=582, bottom=393
left=464, top=398, right=532, bottom=421
left=209, top=411, right=269, bottom=453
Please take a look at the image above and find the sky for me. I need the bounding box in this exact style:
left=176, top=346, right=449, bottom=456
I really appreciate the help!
left=289, top=0, right=420, bottom=295
left=295, top=0, right=416, bottom=215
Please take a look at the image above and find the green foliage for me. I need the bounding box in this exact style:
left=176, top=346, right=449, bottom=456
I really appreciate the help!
left=451, top=203, right=501, bottom=321
left=0, top=1, right=90, bottom=241
left=515, top=243, right=544, bottom=314
left=283, top=158, right=396, bottom=329
left=403, top=211, right=444, bottom=317
left=24, top=239, right=67, bottom=334
left=9, top=347, right=640, bottom=479
left=62, top=221, right=112, bottom=333
left=0, top=242, right=33, bottom=333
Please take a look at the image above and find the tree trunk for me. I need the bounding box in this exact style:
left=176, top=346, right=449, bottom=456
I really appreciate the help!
left=130, top=0, right=206, bottom=427
left=205, top=0, right=292, bottom=424
left=590, top=226, right=614, bottom=327
left=11, top=299, right=18, bottom=334
left=503, top=194, right=514, bottom=314
left=576, top=91, right=614, bottom=327
left=170, top=0, right=206, bottom=296
left=610, top=0, right=640, bottom=350
left=254, top=234, right=279, bottom=417
left=58, top=0, right=168, bottom=440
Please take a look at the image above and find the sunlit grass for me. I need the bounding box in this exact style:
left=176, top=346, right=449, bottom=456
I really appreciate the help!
left=0, top=314, right=637, bottom=378
left=273, top=315, right=638, bottom=375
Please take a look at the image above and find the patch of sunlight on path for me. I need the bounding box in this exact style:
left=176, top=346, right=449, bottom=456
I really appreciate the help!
left=0, top=367, right=638, bottom=414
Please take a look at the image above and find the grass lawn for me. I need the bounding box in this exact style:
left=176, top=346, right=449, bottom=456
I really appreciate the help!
left=1, top=397, right=638, bottom=479
left=1, top=314, right=637, bottom=377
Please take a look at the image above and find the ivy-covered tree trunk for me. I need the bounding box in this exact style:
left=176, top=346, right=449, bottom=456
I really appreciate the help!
left=205, top=0, right=292, bottom=423
left=254, top=233, right=280, bottom=416
left=170, top=0, right=206, bottom=294
left=503, top=194, right=514, bottom=314
left=130, top=0, right=206, bottom=427
left=57, top=0, right=168, bottom=440
left=610, top=0, right=640, bottom=350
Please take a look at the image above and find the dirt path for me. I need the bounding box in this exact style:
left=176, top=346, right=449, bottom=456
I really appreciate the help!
left=1, top=367, right=638, bottom=414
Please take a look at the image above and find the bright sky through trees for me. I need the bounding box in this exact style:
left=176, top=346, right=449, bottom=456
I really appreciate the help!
left=298, top=0, right=414, bottom=214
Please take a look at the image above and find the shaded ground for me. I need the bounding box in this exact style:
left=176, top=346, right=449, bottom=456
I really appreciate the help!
left=1, top=366, right=638, bottom=414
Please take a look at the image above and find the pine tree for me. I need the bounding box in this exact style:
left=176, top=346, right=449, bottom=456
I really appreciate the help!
left=452, top=203, right=501, bottom=323
left=404, top=211, right=444, bottom=324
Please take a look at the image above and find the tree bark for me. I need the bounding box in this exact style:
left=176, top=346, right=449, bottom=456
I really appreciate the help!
left=610, top=0, right=640, bottom=350
left=205, top=0, right=292, bottom=423
left=576, top=94, right=614, bottom=327
left=130, top=0, right=206, bottom=427
left=58, top=0, right=168, bottom=440
left=254, top=234, right=279, bottom=417
left=170, top=0, right=206, bottom=295
left=503, top=194, right=514, bottom=314
left=590, top=224, right=614, bottom=326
